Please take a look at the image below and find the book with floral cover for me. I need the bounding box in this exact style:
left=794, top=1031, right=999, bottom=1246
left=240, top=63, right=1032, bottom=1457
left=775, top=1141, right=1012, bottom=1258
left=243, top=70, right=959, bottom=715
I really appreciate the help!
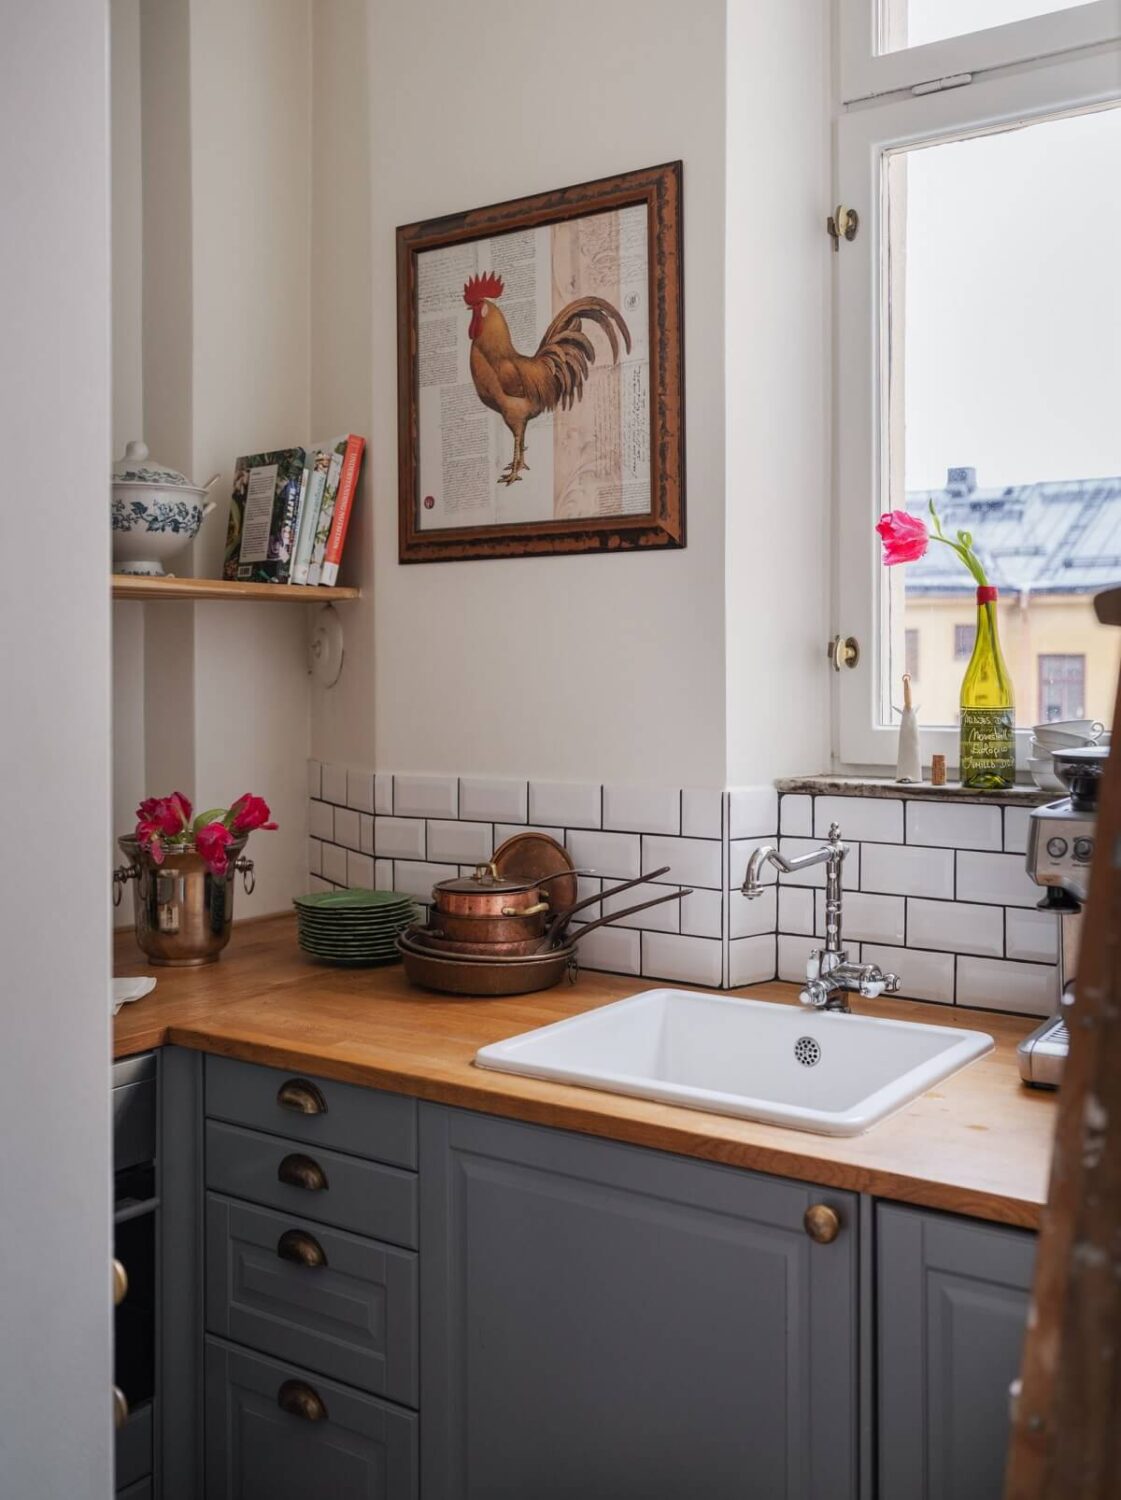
left=224, top=447, right=307, bottom=582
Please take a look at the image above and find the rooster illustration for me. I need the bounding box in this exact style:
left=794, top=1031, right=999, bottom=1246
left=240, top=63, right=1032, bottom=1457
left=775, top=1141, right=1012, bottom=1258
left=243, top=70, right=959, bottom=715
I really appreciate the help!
left=463, top=271, right=631, bottom=486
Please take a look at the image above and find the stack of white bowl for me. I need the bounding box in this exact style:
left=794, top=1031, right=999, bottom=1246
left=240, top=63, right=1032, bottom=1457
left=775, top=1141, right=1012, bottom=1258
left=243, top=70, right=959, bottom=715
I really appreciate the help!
left=1029, top=719, right=1109, bottom=792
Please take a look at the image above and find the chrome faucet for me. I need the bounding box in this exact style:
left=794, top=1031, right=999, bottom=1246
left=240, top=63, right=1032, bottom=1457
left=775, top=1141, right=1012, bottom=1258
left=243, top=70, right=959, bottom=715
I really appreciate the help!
left=741, top=822, right=900, bottom=1013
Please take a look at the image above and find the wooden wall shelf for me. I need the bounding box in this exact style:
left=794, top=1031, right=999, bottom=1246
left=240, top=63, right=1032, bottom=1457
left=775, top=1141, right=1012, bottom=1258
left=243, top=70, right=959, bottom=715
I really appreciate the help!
left=112, top=575, right=359, bottom=603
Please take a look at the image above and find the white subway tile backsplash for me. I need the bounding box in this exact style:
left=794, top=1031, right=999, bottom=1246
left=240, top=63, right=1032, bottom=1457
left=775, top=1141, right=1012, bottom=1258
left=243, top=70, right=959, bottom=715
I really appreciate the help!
left=681, top=788, right=723, bottom=840
left=729, top=934, right=776, bottom=987
left=777, top=886, right=815, bottom=936
left=956, top=851, right=1039, bottom=908
left=529, top=781, right=601, bottom=830
left=374, top=817, right=426, bottom=860
left=778, top=933, right=813, bottom=984
left=860, top=842, right=953, bottom=900
left=642, top=835, right=722, bottom=890
left=375, top=859, right=393, bottom=890
left=321, top=762, right=348, bottom=805
left=1006, top=906, right=1060, bottom=964
left=346, top=770, right=374, bottom=813
left=776, top=838, right=860, bottom=890
left=309, top=800, right=334, bottom=842
left=907, top=897, right=1002, bottom=957
left=459, top=777, right=528, bottom=824
left=603, top=881, right=681, bottom=932
left=360, top=814, right=374, bottom=855
left=426, top=819, right=494, bottom=865
left=861, top=943, right=954, bottom=1005
left=573, top=876, right=602, bottom=921
left=815, top=889, right=905, bottom=946
left=779, top=795, right=812, bottom=837
left=729, top=885, right=777, bottom=940
left=347, top=850, right=374, bottom=888
left=729, top=786, right=778, bottom=839
left=392, top=861, right=458, bottom=902
left=494, top=823, right=564, bottom=847
left=393, top=775, right=457, bottom=819
left=307, top=759, right=322, bottom=799
left=815, top=795, right=902, bottom=844
left=641, top=931, right=723, bottom=988
left=1003, top=807, right=1031, bottom=855
left=334, top=807, right=361, bottom=851
left=374, top=774, right=393, bottom=816
left=574, top=923, right=640, bottom=976
left=906, top=800, right=1001, bottom=851
left=567, top=829, right=641, bottom=880
left=681, top=887, right=723, bottom=939
left=309, top=874, right=333, bottom=894
left=603, top=784, right=680, bottom=836
left=307, top=838, right=322, bottom=877
left=956, top=956, right=1058, bottom=1016
left=321, top=842, right=348, bottom=885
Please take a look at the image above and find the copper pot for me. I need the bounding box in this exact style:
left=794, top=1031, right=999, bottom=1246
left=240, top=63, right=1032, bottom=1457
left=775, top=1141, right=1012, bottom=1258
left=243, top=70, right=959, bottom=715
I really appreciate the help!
left=408, top=927, right=546, bottom=957
left=431, top=862, right=570, bottom=918
left=427, top=906, right=551, bottom=945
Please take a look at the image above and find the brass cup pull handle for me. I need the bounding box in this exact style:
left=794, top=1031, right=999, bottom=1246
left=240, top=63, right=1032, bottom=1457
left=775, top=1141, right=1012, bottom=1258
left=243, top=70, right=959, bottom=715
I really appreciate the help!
left=278, top=1152, right=329, bottom=1192
left=276, top=1078, right=328, bottom=1116
left=113, top=1385, right=129, bottom=1430
left=277, top=1228, right=328, bottom=1269
left=804, top=1203, right=841, bottom=1244
left=112, top=1257, right=129, bottom=1307
left=277, top=1378, right=328, bottom=1424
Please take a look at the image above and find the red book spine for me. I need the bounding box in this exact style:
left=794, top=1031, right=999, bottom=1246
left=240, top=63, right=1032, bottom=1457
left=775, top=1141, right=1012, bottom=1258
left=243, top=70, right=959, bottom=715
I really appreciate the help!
left=320, top=434, right=365, bottom=586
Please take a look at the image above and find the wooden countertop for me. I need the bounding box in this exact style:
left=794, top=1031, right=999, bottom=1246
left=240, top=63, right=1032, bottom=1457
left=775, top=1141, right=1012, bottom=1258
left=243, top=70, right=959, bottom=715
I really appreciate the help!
left=114, top=915, right=1056, bottom=1229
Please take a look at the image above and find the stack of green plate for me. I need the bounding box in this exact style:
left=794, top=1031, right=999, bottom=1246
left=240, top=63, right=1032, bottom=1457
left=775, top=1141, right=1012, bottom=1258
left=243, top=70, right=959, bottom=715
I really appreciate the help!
left=293, top=889, right=418, bottom=966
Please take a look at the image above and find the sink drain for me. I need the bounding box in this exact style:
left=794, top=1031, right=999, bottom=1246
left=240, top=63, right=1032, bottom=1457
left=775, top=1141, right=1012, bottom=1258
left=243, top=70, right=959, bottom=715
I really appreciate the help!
left=794, top=1036, right=821, bottom=1068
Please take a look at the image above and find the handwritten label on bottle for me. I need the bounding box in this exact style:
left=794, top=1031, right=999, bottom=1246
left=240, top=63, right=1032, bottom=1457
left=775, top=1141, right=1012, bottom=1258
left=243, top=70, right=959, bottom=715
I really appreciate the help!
left=960, top=708, right=1015, bottom=788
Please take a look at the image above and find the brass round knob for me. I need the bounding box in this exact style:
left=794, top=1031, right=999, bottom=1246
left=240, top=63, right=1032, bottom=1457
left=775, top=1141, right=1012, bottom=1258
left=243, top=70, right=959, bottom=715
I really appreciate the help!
left=112, top=1258, right=129, bottom=1307
left=804, top=1203, right=841, bottom=1244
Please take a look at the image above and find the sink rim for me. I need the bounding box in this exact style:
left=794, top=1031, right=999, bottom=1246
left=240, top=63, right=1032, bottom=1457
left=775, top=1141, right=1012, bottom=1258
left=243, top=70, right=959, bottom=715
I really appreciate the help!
left=474, top=988, right=995, bottom=1137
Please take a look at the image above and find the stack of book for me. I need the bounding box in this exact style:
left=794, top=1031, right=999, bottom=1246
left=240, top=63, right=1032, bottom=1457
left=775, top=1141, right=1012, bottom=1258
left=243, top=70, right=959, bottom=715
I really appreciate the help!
left=223, top=434, right=366, bottom=586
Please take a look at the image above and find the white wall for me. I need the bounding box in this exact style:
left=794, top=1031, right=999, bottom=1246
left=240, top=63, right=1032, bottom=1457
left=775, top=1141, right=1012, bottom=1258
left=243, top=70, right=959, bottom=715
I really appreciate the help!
left=315, top=0, right=731, bottom=788
left=0, top=3, right=114, bottom=1495
left=724, top=0, right=832, bottom=784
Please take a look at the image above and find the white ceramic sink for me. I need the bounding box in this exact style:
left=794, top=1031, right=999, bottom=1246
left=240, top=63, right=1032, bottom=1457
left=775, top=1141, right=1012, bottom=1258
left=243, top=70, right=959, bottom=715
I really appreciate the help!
left=475, top=988, right=994, bottom=1136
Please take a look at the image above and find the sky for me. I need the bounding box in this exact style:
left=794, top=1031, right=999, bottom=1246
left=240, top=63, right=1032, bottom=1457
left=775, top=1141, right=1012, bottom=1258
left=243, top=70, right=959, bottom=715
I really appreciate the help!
left=900, top=0, right=1089, bottom=50
left=902, top=98, right=1121, bottom=491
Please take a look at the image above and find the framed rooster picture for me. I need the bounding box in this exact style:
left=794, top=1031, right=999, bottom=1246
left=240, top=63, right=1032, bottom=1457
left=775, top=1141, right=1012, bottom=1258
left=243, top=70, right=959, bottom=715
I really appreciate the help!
left=396, top=161, right=684, bottom=562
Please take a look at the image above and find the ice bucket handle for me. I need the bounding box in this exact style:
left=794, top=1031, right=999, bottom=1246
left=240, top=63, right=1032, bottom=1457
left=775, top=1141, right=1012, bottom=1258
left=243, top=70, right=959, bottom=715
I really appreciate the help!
left=235, top=856, right=255, bottom=896
left=112, top=864, right=139, bottom=907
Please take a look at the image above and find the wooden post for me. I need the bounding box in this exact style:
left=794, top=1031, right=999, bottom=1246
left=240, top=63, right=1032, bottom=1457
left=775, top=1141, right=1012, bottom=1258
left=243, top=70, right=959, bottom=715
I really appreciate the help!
left=1004, top=586, right=1121, bottom=1500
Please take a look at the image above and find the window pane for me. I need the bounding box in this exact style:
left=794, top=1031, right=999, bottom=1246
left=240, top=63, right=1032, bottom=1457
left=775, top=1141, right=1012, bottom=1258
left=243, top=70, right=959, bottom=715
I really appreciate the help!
left=880, top=0, right=1093, bottom=53
left=885, top=106, right=1121, bottom=732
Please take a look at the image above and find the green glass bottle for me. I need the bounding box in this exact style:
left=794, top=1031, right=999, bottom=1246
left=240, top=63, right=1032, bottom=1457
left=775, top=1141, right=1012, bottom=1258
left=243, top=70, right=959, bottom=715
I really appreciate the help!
left=959, top=585, right=1015, bottom=789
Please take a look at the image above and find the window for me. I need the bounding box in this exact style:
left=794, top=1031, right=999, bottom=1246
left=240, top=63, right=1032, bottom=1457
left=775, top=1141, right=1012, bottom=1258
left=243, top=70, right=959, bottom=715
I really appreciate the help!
left=835, top=38, right=1121, bottom=767
left=1039, top=653, right=1086, bottom=721
left=881, top=0, right=1096, bottom=54
left=905, top=628, right=920, bottom=680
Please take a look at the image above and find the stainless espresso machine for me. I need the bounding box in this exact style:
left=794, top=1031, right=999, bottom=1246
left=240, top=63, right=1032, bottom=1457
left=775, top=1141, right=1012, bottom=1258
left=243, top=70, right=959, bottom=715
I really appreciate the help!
left=1019, top=745, right=1107, bottom=1088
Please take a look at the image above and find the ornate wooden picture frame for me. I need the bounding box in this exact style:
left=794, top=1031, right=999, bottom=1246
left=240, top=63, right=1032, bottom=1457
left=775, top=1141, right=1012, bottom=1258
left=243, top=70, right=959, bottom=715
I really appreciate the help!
left=396, top=161, right=684, bottom=563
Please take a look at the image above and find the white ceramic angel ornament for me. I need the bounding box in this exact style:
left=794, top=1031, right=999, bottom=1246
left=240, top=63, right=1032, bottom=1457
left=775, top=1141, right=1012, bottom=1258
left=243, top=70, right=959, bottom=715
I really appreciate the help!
left=895, top=673, right=922, bottom=783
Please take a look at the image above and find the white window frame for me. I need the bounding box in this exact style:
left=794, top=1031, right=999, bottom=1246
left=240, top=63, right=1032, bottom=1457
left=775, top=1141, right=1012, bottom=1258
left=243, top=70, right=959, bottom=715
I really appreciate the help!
left=833, top=46, right=1121, bottom=770
left=839, top=0, right=1121, bottom=103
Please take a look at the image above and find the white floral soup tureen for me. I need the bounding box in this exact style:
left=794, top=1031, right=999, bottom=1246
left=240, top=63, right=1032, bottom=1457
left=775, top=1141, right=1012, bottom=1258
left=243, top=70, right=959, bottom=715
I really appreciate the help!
left=111, top=439, right=220, bottom=576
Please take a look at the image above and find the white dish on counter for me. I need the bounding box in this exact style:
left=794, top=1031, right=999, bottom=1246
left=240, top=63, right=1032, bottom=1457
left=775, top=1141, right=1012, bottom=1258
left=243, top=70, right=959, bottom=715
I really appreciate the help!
left=475, top=987, right=993, bottom=1137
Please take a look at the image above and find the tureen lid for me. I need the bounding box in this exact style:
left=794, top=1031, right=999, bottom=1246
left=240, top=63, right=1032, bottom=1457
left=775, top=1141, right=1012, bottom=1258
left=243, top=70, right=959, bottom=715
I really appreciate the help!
left=113, top=439, right=194, bottom=487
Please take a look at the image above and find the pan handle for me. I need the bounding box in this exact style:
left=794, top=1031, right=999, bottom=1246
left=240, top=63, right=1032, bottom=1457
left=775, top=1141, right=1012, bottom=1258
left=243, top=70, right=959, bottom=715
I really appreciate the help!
left=545, top=867, right=671, bottom=943
left=565, top=886, right=692, bottom=946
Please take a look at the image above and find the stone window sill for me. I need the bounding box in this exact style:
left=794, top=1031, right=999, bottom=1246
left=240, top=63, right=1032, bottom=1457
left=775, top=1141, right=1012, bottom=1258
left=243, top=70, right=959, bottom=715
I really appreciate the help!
left=775, top=775, right=1053, bottom=809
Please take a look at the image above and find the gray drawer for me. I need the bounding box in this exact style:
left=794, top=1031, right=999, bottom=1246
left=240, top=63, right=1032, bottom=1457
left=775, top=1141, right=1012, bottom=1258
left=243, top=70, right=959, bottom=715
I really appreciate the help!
left=114, top=1076, right=156, bottom=1174
left=206, top=1194, right=418, bottom=1407
left=206, top=1121, right=417, bottom=1248
left=206, top=1056, right=416, bottom=1169
left=115, top=1399, right=152, bottom=1491
left=205, top=1339, right=418, bottom=1500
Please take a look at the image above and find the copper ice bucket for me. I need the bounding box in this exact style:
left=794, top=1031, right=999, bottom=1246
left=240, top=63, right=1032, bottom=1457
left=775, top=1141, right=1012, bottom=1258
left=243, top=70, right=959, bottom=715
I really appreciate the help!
left=113, top=834, right=255, bottom=966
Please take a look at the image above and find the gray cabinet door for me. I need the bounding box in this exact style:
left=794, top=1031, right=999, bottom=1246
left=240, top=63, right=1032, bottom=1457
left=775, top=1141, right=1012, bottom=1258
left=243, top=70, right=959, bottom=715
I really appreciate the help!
left=205, top=1339, right=418, bottom=1500
left=420, top=1105, right=858, bottom=1500
left=877, top=1203, right=1036, bottom=1500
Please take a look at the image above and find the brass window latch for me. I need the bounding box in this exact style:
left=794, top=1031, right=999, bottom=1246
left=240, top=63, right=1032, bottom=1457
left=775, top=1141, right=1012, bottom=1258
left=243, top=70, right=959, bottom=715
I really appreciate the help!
left=827, top=205, right=859, bottom=251
left=828, top=635, right=860, bottom=671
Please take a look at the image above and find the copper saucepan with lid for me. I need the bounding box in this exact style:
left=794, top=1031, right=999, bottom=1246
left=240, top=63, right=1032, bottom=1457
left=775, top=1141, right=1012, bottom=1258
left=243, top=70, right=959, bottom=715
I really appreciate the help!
left=431, top=862, right=575, bottom=919
left=427, top=866, right=673, bottom=949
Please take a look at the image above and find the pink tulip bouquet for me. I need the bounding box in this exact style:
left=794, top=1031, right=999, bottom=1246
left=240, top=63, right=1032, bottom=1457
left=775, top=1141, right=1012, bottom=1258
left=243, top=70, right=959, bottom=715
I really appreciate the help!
left=134, top=791, right=277, bottom=876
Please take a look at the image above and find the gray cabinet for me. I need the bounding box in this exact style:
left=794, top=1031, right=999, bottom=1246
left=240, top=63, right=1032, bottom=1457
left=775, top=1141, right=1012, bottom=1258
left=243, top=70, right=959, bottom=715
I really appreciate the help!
left=204, top=1341, right=418, bottom=1500
left=877, top=1203, right=1036, bottom=1500
left=420, top=1104, right=859, bottom=1500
